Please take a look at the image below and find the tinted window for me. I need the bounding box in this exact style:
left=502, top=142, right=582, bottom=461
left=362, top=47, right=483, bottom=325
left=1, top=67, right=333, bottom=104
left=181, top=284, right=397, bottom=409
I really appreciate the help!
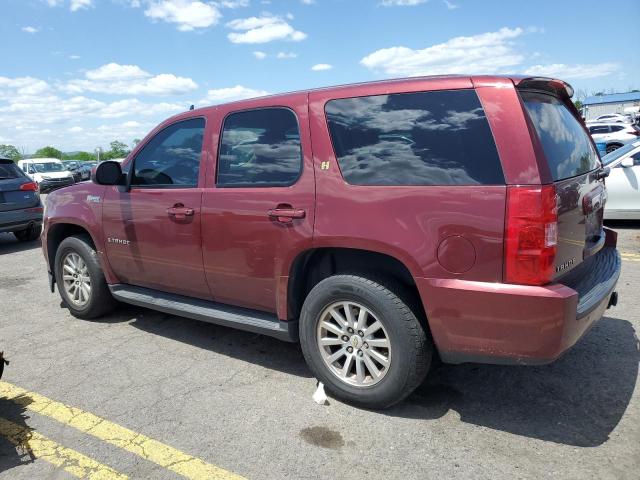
left=610, top=125, right=625, bottom=132
left=521, top=92, right=599, bottom=180
left=589, top=126, right=610, bottom=134
left=0, top=162, right=23, bottom=179
left=325, top=90, right=504, bottom=186
left=132, top=118, right=204, bottom=187
left=217, top=108, right=302, bottom=187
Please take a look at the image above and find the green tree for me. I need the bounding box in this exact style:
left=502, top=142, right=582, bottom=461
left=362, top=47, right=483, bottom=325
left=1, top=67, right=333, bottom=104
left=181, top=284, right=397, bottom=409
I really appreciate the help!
left=103, top=140, right=130, bottom=160
left=132, top=138, right=141, bottom=147
left=0, top=144, right=21, bottom=161
left=573, top=100, right=583, bottom=111
left=63, top=151, right=96, bottom=161
left=34, top=146, right=63, bottom=159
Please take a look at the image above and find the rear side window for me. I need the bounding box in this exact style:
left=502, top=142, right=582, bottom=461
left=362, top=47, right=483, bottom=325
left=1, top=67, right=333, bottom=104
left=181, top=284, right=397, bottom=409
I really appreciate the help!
left=325, top=89, right=504, bottom=186
left=521, top=92, right=599, bottom=180
left=132, top=118, right=205, bottom=187
left=610, top=125, right=625, bottom=132
left=0, top=162, right=24, bottom=179
left=589, top=125, right=610, bottom=134
left=217, top=108, right=302, bottom=187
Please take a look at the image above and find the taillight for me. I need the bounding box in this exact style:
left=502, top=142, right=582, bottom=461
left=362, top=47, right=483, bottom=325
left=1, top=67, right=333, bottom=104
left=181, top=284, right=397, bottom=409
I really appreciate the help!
left=504, top=185, right=558, bottom=286
left=19, top=182, right=38, bottom=191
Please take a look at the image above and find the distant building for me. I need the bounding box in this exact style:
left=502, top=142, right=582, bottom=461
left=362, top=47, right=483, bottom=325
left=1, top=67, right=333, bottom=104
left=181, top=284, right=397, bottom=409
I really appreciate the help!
left=582, top=92, right=640, bottom=121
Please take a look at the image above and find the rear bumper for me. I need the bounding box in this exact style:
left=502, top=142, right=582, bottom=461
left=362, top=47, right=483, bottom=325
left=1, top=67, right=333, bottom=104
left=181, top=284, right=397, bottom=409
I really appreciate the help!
left=0, top=207, right=43, bottom=233
left=418, top=240, right=621, bottom=365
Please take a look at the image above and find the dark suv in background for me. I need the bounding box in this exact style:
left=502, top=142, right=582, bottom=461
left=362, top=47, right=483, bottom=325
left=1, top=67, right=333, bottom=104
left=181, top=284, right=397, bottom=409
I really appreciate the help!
left=0, top=158, right=43, bottom=242
left=41, top=75, right=621, bottom=408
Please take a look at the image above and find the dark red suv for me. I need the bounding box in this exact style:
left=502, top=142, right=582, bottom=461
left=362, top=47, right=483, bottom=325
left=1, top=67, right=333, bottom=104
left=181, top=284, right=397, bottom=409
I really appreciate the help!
left=42, top=75, right=621, bottom=408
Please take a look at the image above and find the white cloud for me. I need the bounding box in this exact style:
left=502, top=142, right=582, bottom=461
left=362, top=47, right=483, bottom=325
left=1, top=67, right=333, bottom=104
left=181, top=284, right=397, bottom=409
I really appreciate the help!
left=68, top=126, right=84, bottom=132
left=361, top=27, right=525, bottom=77
left=63, top=63, right=198, bottom=96
left=215, top=0, right=249, bottom=7
left=277, top=51, right=297, bottom=59
left=443, top=0, right=458, bottom=9
left=311, top=63, right=332, bottom=71
left=69, top=54, right=81, bottom=60
left=70, top=0, right=93, bottom=11
left=301, top=0, right=315, bottom=4
left=523, top=63, right=620, bottom=80
left=381, top=0, right=427, bottom=5
left=144, top=0, right=222, bottom=31
left=22, top=26, right=40, bottom=34
left=226, top=14, right=307, bottom=43
left=201, top=85, right=269, bottom=104
left=253, top=51, right=267, bottom=59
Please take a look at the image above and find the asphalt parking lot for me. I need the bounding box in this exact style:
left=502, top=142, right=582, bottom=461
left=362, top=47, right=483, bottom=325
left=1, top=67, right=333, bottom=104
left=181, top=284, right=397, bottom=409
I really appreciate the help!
left=0, top=223, right=639, bottom=480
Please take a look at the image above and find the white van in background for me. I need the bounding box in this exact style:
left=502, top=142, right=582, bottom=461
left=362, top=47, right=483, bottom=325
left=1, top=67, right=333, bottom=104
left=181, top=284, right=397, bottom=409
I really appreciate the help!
left=17, top=158, right=75, bottom=193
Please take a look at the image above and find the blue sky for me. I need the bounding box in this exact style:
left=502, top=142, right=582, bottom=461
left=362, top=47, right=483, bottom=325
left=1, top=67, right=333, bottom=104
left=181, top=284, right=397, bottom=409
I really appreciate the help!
left=1, top=0, right=639, bottom=152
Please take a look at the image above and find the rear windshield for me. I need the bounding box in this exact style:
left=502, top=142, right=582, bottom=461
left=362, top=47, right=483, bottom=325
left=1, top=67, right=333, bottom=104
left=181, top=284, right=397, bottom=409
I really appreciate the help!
left=520, top=91, right=599, bottom=181
left=0, top=162, right=23, bottom=179
left=325, top=89, right=504, bottom=186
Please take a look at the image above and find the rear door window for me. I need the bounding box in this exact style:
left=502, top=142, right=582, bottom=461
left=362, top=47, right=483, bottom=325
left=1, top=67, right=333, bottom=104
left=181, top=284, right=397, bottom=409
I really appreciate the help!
left=589, top=125, right=610, bottom=134
left=521, top=91, right=599, bottom=180
left=217, top=108, right=302, bottom=187
left=325, top=89, right=504, bottom=186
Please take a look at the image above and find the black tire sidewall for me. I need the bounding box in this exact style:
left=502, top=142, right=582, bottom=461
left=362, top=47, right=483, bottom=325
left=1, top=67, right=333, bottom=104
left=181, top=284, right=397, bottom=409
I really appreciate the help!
left=300, top=275, right=428, bottom=408
left=54, top=236, right=105, bottom=318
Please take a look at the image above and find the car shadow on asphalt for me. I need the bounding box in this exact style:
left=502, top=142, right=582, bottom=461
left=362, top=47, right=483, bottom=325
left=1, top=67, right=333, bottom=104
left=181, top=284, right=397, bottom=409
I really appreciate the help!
left=389, top=316, right=639, bottom=447
left=121, top=308, right=313, bottom=379
left=0, top=234, right=41, bottom=256
left=0, top=395, right=36, bottom=474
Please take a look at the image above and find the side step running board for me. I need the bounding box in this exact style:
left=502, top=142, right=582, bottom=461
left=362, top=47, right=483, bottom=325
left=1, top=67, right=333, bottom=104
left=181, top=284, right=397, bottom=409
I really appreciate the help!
left=109, top=284, right=298, bottom=342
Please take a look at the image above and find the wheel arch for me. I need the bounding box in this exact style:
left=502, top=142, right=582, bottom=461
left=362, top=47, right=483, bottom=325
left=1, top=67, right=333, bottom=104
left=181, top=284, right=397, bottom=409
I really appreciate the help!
left=46, top=222, right=99, bottom=279
left=286, top=247, right=429, bottom=332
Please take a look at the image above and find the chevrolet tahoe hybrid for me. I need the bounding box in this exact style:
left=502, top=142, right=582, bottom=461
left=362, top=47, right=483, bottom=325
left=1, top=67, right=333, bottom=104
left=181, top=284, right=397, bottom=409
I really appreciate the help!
left=42, top=75, right=621, bottom=408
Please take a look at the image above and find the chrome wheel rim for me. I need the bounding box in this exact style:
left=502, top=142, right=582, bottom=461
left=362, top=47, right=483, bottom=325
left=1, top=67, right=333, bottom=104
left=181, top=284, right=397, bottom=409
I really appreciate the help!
left=316, top=301, right=391, bottom=387
left=61, top=252, right=91, bottom=307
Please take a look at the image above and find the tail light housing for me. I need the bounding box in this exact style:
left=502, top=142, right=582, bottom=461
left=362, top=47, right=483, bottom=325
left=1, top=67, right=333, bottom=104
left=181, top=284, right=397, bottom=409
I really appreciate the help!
left=505, top=185, right=558, bottom=285
left=19, top=182, right=38, bottom=192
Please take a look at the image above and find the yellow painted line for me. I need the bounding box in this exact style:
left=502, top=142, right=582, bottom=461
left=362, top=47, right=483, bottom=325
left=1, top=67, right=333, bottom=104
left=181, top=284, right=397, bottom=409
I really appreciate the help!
left=0, top=416, right=127, bottom=480
left=0, top=382, right=246, bottom=480
left=621, top=254, right=640, bottom=262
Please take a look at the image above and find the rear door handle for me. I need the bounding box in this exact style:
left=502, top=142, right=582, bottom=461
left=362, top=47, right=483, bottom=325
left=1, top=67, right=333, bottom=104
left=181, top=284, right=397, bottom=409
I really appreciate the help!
left=267, top=207, right=306, bottom=224
left=167, top=204, right=194, bottom=220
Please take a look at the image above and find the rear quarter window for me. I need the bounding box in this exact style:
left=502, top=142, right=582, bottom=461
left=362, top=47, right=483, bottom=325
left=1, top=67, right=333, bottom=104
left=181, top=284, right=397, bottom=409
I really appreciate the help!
left=521, top=91, right=599, bottom=181
left=325, top=89, right=504, bottom=186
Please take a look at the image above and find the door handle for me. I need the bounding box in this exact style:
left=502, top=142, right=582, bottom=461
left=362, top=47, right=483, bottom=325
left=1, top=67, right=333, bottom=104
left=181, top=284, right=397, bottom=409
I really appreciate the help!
left=267, top=207, right=306, bottom=224
left=167, top=204, right=194, bottom=220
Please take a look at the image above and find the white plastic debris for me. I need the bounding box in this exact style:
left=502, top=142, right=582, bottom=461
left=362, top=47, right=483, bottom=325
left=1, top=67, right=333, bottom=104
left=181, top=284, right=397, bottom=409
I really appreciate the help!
left=312, top=382, right=329, bottom=405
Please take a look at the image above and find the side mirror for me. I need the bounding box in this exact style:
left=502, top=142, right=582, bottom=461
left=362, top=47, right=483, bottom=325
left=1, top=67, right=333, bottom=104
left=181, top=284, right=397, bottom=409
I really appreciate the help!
left=621, top=158, right=634, bottom=168
left=92, top=161, right=123, bottom=185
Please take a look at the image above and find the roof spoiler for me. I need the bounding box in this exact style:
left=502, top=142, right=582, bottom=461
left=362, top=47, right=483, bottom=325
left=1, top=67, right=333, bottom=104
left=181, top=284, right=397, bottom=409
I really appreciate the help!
left=516, top=77, right=574, bottom=100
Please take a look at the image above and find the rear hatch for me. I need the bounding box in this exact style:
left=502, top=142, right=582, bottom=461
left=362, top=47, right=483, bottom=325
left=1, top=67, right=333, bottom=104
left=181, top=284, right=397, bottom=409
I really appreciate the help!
left=0, top=160, right=39, bottom=212
left=519, top=87, right=605, bottom=280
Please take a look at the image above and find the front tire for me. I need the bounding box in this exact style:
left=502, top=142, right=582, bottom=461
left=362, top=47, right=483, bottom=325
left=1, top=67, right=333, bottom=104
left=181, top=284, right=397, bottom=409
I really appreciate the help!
left=299, top=275, right=432, bottom=409
left=54, top=235, right=117, bottom=319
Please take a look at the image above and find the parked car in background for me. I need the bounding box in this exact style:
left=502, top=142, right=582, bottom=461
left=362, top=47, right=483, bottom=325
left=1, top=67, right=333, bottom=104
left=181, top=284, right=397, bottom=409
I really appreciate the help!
left=42, top=75, right=620, bottom=409
left=588, top=123, right=640, bottom=154
left=601, top=141, right=640, bottom=220
left=78, top=161, right=97, bottom=181
left=17, top=158, right=75, bottom=193
left=590, top=113, right=633, bottom=124
left=0, top=157, right=43, bottom=241
left=62, top=160, right=83, bottom=182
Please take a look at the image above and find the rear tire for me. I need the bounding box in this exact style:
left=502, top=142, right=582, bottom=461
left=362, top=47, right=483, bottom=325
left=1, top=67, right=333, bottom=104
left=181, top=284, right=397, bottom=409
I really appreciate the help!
left=54, top=235, right=117, bottom=319
left=299, top=274, right=431, bottom=409
left=13, top=224, right=41, bottom=242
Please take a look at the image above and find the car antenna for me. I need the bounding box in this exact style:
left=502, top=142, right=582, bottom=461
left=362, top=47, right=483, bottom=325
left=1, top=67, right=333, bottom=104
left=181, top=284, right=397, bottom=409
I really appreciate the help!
left=189, top=104, right=194, bottom=111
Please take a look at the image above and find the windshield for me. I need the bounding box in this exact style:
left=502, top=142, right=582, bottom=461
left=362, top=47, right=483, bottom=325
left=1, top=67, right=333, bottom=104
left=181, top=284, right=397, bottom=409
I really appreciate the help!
left=33, top=162, right=65, bottom=172
left=520, top=91, right=600, bottom=180
left=601, top=140, right=640, bottom=166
